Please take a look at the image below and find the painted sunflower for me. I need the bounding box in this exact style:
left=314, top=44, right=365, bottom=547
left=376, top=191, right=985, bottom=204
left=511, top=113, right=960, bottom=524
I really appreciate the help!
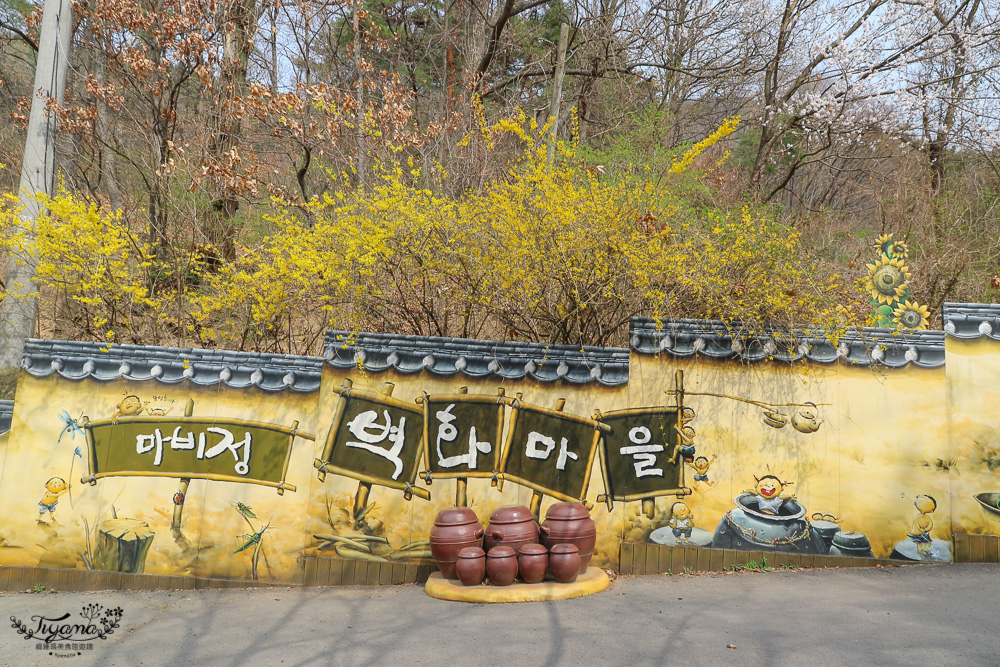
left=866, top=255, right=911, bottom=304
left=893, top=300, right=930, bottom=330
left=875, top=233, right=909, bottom=258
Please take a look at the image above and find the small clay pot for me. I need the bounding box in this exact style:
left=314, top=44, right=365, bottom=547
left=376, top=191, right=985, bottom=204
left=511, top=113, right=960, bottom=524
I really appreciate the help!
left=455, top=547, right=486, bottom=586
left=517, top=543, right=548, bottom=584
left=548, top=543, right=582, bottom=583
left=486, top=546, right=518, bottom=586
left=430, top=507, right=484, bottom=579
left=540, top=501, right=596, bottom=574
left=484, top=505, right=539, bottom=555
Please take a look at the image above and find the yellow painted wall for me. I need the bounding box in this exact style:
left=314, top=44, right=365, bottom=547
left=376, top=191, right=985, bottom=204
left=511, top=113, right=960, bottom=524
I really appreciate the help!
left=0, top=374, right=321, bottom=581
left=945, top=337, right=1000, bottom=537
left=629, top=354, right=950, bottom=558
left=1, top=327, right=997, bottom=581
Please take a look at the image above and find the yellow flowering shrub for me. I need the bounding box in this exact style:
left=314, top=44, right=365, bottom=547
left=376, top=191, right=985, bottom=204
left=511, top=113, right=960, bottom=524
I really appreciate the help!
left=0, top=193, right=21, bottom=260
left=2, top=114, right=851, bottom=352
left=189, top=113, right=849, bottom=349
left=1, top=184, right=167, bottom=343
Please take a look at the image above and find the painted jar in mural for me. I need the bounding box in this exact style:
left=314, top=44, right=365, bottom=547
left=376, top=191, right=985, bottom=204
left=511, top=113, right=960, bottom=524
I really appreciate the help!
left=517, top=544, right=548, bottom=584
left=810, top=519, right=841, bottom=551
left=430, top=508, right=485, bottom=579
left=974, top=493, right=1000, bottom=524
left=539, top=502, right=596, bottom=574
left=548, top=544, right=582, bottom=583
left=484, top=505, right=539, bottom=554
left=486, top=546, right=518, bottom=586
left=828, top=531, right=875, bottom=558
left=712, top=493, right=827, bottom=554
left=455, top=547, right=486, bottom=586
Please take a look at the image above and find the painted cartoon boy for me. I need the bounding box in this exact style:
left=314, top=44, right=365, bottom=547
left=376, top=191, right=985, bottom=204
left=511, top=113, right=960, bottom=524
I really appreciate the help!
left=749, top=474, right=793, bottom=515
left=38, top=477, right=70, bottom=522
left=686, top=454, right=717, bottom=486
left=668, top=501, right=695, bottom=545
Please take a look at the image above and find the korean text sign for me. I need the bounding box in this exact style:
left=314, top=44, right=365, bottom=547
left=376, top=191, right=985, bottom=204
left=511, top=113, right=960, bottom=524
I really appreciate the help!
left=316, top=387, right=428, bottom=498
left=421, top=394, right=504, bottom=479
left=599, top=407, right=683, bottom=500
left=83, top=418, right=303, bottom=490
left=499, top=401, right=603, bottom=502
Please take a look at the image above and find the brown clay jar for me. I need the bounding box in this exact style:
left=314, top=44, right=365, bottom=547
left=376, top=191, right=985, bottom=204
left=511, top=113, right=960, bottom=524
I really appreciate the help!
left=486, top=546, right=518, bottom=586
left=517, top=543, right=548, bottom=584
left=484, top=505, right=539, bottom=554
left=430, top=507, right=484, bottom=580
left=548, top=543, right=582, bottom=583
left=540, top=502, right=596, bottom=574
left=455, top=547, right=486, bottom=586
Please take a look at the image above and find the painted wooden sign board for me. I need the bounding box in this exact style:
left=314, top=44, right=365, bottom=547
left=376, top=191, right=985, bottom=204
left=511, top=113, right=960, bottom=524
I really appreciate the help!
left=83, top=417, right=301, bottom=492
left=499, top=401, right=602, bottom=503
left=316, top=386, right=428, bottom=498
left=420, top=393, right=505, bottom=480
left=599, top=407, right=684, bottom=501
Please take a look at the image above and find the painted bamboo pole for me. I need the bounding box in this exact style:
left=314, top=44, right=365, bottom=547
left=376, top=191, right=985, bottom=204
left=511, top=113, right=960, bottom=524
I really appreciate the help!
left=170, top=398, right=195, bottom=532
left=454, top=386, right=469, bottom=507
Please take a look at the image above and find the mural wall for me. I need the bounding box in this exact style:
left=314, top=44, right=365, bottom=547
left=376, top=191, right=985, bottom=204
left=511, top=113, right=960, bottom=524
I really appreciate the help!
left=943, top=304, right=1000, bottom=540
left=0, top=304, right=997, bottom=583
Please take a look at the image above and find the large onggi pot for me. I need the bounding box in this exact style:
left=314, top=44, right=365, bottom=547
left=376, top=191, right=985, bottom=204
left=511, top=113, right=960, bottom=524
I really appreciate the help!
left=711, top=493, right=826, bottom=554
left=828, top=530, right=875, bottom=558
left=810, top=520, right=840, bottom=551
left=539, top=501, right=596, bottom=574
left=484, top=505, right=539, bottom=554
left=430, top=507, right=484, bottom=579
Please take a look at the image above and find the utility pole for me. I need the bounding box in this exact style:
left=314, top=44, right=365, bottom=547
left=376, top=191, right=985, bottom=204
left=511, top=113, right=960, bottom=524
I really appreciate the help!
left=0, top=0, right=74, bottom=366
left=353, top=0, right=366, bottom=186
left=547, top=22, right=569, bottom=158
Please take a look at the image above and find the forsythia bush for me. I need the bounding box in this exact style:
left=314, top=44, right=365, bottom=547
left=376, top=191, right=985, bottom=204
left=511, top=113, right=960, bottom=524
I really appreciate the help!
left=190, top=112, right=849, bottom=349
left=1, top=183, right=164, bottom=343
left=2, top=115, right=851, bottom=353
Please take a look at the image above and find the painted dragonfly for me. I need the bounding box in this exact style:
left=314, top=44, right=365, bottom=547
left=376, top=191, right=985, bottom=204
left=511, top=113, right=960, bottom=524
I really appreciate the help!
left=57, top=409, right=86, bottom=442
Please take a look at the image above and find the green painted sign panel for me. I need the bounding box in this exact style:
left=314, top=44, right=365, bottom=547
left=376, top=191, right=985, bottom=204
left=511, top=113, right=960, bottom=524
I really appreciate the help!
left=422, top=396, right=503, bottom=478
left=501, top=407, right=599, bottom=501
left=84, top=418, right=296, bottom=487
left=600, top=408, right=681, bottom=499
left=323, top=395, right=424, bottom=485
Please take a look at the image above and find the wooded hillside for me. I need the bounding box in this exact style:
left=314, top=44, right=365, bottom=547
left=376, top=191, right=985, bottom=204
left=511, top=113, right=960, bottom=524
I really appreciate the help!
left=1, top=0, right=998, bottom=353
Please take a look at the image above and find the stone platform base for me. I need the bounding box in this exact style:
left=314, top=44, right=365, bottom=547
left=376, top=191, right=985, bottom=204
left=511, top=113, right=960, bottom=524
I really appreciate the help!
left=424, top=567, right=610, bottom=603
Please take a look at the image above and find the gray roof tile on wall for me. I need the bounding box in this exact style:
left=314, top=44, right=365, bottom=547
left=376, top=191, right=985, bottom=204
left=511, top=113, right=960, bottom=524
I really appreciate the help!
left=629, top=317, right=946, bottom=368
left=943, top=303, right=1000, bottom=341
left=20, top=340, right=323, bottom=392
left=324, top=331, right=630, bottom=386
left=0, top=399, right=12, bottom=435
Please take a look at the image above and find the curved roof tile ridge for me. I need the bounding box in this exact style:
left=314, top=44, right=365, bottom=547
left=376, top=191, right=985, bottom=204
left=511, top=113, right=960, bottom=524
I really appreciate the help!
left=943, top=302, right=1000, bottom=341
left=324, top=330, right=630, bottom=386
left=19, top=339, right=323, bottom=392
left=629, top=317, right=946, bottom=368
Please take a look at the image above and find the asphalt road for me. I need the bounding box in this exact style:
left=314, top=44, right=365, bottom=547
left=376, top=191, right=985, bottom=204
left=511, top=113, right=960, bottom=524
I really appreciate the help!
left=2, top=563, right=998, bottom=666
